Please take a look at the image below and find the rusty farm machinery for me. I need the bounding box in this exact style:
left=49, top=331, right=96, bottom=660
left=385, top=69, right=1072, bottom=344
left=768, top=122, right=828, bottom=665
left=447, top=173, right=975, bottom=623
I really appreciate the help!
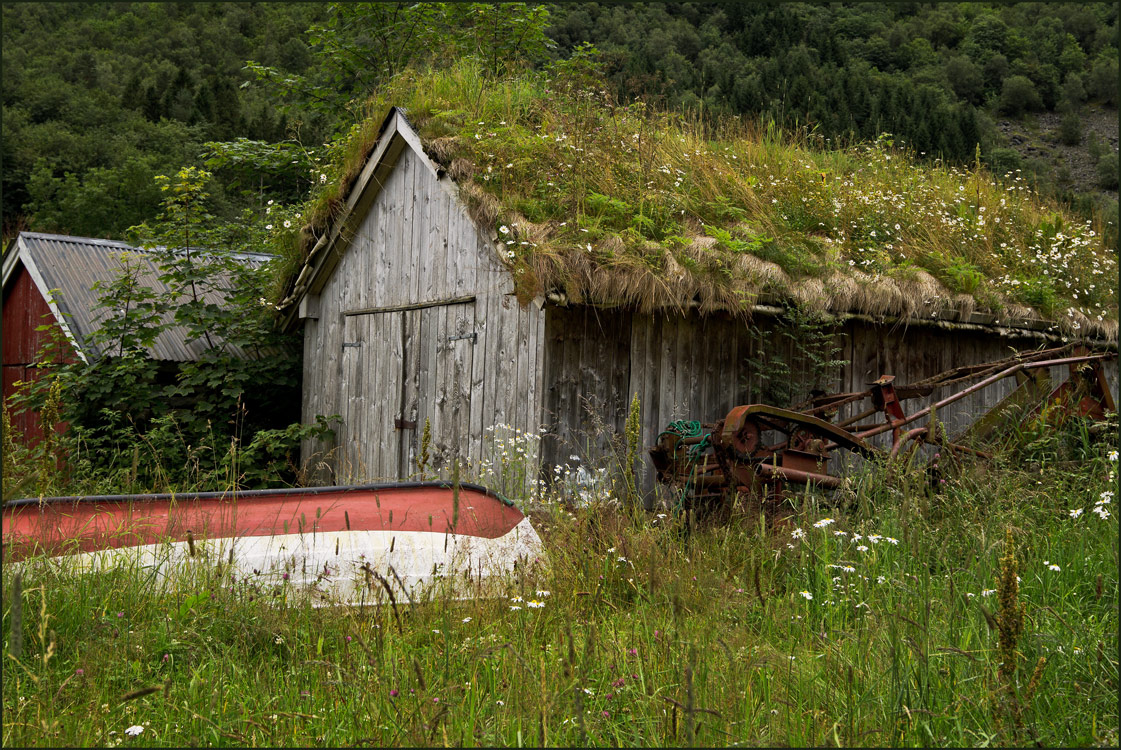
left=650, top=344, right=1117, bottom=514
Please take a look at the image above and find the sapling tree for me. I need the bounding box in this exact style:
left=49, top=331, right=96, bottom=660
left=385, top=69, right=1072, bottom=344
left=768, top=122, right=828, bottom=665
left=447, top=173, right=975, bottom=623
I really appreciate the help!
left=6, top=169, right=333, bottom=496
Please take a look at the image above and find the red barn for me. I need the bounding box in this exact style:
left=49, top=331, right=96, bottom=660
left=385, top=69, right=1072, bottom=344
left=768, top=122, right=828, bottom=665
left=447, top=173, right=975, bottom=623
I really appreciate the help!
left=2, top=232, right=271, bottom=443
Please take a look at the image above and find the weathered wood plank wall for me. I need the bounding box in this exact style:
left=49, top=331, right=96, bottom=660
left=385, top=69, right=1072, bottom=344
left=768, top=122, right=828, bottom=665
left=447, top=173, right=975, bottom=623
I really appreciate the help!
left=300, top=146, right=545, bottom=484
left=540, top=308, right=1118, bottom=504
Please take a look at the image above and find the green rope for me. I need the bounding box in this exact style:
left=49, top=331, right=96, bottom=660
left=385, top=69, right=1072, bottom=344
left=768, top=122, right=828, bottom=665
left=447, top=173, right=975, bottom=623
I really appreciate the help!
left=657, top=420, right=711, bottom=515
left=657, top=419, right=704, bottom=441
left=687, top=432, right=712, bottom=461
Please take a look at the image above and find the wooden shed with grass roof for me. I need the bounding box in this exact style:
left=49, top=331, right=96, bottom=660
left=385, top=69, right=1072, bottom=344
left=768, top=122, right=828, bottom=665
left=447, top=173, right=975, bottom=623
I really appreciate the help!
left=279, top=80, right=1117, bottom=498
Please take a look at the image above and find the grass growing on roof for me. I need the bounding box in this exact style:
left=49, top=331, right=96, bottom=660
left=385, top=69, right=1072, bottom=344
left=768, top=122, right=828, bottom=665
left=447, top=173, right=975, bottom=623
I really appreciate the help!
left=281, top=58, right=1117, bottom=340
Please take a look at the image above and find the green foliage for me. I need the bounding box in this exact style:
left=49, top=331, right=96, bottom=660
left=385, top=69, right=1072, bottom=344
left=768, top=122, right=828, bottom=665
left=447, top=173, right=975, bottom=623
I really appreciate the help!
left=1086, top=55, right=1120, bottom=105
left=743, top=304, right=848, bottom=407
left=200, top=138, right=316, bottom=207
left=1014, top=277, right=1060, bottom=319
left=232, top=415, right=339, bottom=488
left=705, top=224, right=773, bottom=256
left=999, top=75, right=1043, bottom=115
left=985, top=147, right=1023, bottom=174
left=246, top=3, right=554, bottom=137
left=623, top=393, right=642, bottom=506
left=585, top=192, right=633, bottom=229
left=4, top=171, right=333, bottom=496
left=88, top=253, right=166, bottom=357
left=2, top=2, right=324, bottom=237
left=1096, top=152, right=1118, bottom=190
left=941, top=256, right=986, bottom=294
left=1059, top=111, right=1083, bottom=146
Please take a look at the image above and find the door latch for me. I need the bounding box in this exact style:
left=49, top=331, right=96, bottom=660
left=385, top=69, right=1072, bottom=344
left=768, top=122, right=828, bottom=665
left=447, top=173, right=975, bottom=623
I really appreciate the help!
left=446, top=332, right=477, bottom=344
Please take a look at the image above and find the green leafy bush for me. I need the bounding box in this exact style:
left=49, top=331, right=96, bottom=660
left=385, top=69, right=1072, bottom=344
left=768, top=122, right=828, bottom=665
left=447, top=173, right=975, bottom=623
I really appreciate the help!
left=5, top=169, right=335, bottom=497
left=999, top=75, right=1043, bottom=115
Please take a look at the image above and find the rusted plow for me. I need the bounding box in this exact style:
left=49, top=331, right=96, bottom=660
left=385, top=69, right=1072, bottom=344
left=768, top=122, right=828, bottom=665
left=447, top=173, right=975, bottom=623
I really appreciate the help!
left=651, top=344, right=1116, bottom=513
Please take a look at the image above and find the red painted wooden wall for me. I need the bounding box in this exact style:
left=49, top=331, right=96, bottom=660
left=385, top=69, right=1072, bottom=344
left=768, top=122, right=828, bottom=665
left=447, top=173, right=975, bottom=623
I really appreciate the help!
left=2, top=265, right=76, bottom=443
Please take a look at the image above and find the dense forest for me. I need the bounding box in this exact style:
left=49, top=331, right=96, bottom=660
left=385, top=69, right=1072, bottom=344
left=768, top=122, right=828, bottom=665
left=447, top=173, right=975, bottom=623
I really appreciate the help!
left=2, top=2, right=1117, bottom=243
left=1, top=2, right=326, bottom=237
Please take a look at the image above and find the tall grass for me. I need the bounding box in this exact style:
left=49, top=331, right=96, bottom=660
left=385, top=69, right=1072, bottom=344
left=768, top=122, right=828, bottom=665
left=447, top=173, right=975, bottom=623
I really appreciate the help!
left=4, top=418, right=1117, bottom=747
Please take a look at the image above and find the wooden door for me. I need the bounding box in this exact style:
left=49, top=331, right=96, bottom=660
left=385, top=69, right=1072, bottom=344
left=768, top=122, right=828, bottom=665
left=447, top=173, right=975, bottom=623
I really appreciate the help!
left=340, top=312, right=405, bottom=481
left=400, top=301, right=477, bottom=478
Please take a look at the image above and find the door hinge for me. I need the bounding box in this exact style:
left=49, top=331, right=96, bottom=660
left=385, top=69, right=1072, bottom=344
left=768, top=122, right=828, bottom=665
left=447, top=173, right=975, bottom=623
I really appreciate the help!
left=394, top=417, right=417, bottom=430
left=447, top=332, right=477, bottom=344
left=342, top=341, right=361, bottom=348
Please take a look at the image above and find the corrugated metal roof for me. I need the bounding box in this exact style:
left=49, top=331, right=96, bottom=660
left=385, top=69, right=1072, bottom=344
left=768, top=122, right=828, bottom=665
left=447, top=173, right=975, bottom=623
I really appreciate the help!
left=9, top=232, right=274, bottom=362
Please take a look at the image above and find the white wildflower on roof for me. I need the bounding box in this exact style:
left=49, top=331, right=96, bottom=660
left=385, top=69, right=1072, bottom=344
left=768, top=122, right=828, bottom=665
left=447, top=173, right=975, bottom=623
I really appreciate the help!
left=1092, top=505, right=1111, bottom=519
left=813, top=518, right=835, bottom=528
left=125, top=726, right=144, bottom=737
left=499, top=225, right=510, bottom=235
left=1097, top=490, right=1113, bottom=505
left=1069, top=508, right=1084, bottom=519
left=791, top=527, right=805, bottom=540
left=799, top=591, right=813, bottom=600
left=1108, top=449, right=1118, bottom=462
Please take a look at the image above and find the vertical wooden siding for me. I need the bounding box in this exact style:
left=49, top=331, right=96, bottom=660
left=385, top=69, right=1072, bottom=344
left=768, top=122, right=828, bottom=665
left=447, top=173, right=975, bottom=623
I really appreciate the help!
left=300, top=146, right=545, bottom=484
left=540, top=308, right=1118, bottom=501
left=2, top=267, right=77, bottom=443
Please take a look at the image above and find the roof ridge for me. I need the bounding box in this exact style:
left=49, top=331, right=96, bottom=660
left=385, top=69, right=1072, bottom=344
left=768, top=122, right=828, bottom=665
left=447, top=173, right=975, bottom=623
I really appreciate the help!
left=19, top=231, right=136, bottom=248
left=19, top=232, right=275, bottom=261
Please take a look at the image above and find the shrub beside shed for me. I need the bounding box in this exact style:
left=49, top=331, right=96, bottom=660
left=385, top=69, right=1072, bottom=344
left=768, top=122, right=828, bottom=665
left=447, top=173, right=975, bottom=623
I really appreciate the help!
left=1, top=232, right=272, bottom=441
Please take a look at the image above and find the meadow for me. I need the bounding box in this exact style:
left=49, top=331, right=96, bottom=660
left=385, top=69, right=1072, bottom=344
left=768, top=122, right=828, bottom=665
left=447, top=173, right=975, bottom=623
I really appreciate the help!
left=2, top=414, right=1117, bottom=748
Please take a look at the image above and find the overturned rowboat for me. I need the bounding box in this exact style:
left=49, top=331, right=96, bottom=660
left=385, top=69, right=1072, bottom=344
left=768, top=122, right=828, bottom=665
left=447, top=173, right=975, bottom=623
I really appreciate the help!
left=1, top=482, right=544, bottom=604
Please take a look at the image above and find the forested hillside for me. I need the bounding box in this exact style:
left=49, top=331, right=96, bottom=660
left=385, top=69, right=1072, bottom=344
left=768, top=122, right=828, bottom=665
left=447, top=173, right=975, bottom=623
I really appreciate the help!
left=2, top=2, right=1117, bottom=244
left=1, top=2, right=325, bottom=237
left=547, top=3, right=1118, bottom=213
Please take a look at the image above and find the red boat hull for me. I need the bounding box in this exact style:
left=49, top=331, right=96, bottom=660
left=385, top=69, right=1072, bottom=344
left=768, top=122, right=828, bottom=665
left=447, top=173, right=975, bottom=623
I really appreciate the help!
left=2, top=483, right=542, bottom=603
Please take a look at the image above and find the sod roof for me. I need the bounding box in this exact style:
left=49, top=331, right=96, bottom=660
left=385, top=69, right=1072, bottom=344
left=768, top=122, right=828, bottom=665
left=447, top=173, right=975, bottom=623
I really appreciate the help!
left=280, top=61, right=1117, bottom=342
